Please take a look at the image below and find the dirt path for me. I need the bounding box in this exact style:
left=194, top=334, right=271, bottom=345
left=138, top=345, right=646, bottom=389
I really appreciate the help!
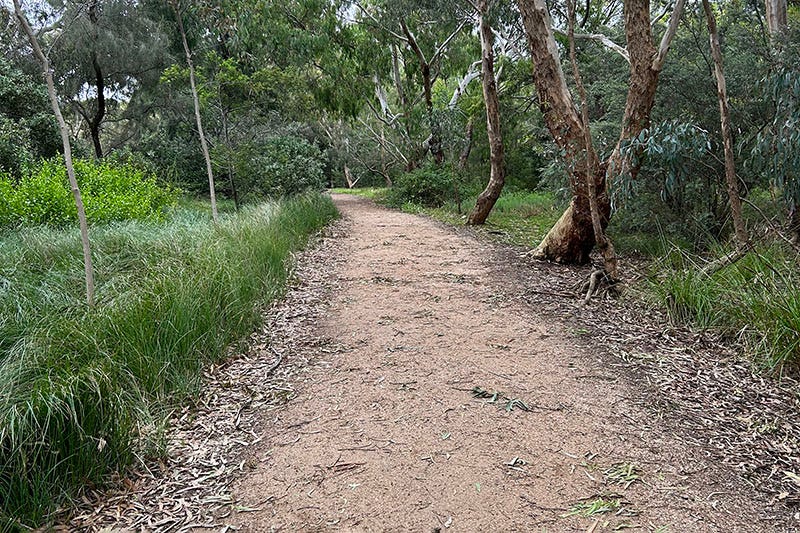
left=225, top=194, right=774, bottom=532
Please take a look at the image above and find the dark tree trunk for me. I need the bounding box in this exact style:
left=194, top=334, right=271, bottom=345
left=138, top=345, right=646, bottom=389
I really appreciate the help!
left=220, top=107, right=239, bottom=210
left=401, top=20, right=445, bottom=166
left=380, top=125, right=393, bottom=187
left=702, top=0, right=748, bottom=247
left=468, top=1, right=507, bottom=226
left=420, top=59, right=443, bottom=165
left=458, top=117, right=474, bottom=171
left=88, top=0, right=105, bottom=159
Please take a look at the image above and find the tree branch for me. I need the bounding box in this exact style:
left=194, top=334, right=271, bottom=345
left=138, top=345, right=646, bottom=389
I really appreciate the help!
left=357, top=117, right=409, bottom=165
left=430, top=19, right=469, bottom=64
left=400, top=19, right=426, bottom=64
left=448, top=60, right=482, bottom=109
left=553, top=27, right=630, bottom=63
left=652, top=0, right=686, bottom=71
left=354, top=2, right=409, bottom=43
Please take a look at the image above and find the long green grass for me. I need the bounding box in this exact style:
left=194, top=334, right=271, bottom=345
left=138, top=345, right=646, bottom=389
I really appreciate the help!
left=424, top=190, right=561, bottom=247
left=0, top=193, right=338, bottom=528
left=648, top=244, right=800, bottom=371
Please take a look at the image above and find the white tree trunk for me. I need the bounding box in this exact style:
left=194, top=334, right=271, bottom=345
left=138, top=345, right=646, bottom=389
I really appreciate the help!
left=14, top=0, right=95, bottom=306
left=171, top=0, right=218, bottom=222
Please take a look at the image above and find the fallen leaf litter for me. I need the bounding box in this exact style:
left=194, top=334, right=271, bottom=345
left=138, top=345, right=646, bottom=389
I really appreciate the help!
left=58, top=222, right=346, bottom=531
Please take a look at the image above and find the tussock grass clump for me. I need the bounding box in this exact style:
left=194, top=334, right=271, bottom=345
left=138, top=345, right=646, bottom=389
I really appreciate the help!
left=648, top=244, right=800, bottom=371
left=0, top=193, right=338, bottom=527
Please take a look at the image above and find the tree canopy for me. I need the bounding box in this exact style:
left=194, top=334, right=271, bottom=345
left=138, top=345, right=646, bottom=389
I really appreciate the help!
left=1, top=0, right=797, bottom=251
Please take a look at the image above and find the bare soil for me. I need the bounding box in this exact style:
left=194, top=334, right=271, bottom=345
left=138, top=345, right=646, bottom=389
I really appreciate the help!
left=225, top=194, right=785, bottom=532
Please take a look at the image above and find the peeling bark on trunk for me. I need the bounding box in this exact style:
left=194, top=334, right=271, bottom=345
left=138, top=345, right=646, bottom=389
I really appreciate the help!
left=518, top=0, right=684, bottom=264
left=468, top=1, right=507, bottom=226
left=702, top=0, right=748, bottom=246
left=765, top=0, right=788, bottom=37
left=14, top=0, right=95, bottom=306
left=567, top=0, right=618, bottom=278
left=171, top=0, right=218, bottom=222
left=518, top=0, right=604, bottom=263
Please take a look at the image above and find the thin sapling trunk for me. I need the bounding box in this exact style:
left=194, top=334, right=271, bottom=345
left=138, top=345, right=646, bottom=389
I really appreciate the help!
left=702, top=0, right=748, bottom=247
left=171, top=0, right=218, bottom=222
left=14, top=0, right=96, bottom=306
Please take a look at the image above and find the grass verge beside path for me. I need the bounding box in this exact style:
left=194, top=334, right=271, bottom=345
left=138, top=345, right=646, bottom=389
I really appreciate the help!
left=0, top=193, right=338, bottom=528
left=649, top=245, right=800, bottom=371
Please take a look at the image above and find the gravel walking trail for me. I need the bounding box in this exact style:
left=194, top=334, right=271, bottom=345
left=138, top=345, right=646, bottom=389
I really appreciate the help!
left=227, top=194, right=771, bottom=532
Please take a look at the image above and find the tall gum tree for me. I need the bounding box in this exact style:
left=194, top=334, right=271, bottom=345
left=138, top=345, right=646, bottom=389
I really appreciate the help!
left=467, top=0, right=506, bottom=225
left=517, top=0, right=685, bottom=264
left=356, top=0, right=470, bottom=167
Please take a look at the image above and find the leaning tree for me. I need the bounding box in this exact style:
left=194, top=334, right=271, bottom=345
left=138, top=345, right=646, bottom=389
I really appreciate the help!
left=517, top=0, right=685, bottom=265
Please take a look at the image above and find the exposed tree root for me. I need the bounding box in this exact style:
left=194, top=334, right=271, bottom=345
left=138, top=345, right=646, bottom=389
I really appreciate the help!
left=576, top=268, right=621, bottom=305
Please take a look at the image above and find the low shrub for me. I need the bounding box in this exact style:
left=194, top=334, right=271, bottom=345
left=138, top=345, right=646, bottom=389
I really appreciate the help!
left=236, top=135, right=326, bottom=200
left=0, top=193, right=338, bottom=527
left=386, top=165, right=457, bottom=208
left=0, top=158, right=178, bottom=228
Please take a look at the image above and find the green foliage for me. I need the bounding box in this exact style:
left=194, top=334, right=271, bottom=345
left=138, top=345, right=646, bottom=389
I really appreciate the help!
left=245, top=135, right=326, bottom=198
left=0, top=159, right=178, bottom=228
left=49, top=0, right=171, bottom=155
left=618, top=121, right=712, bottom=204
left=750, top=50, right=800, bottom=207
left=386, top=165, right=457, bottom=208
left=0, top=58, right=59, bottom=176
left=615, top=120, right=729, bottom=246
left=0, top=193, right=338, bottom=526
left=648, top=245, right=800, bottom=370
